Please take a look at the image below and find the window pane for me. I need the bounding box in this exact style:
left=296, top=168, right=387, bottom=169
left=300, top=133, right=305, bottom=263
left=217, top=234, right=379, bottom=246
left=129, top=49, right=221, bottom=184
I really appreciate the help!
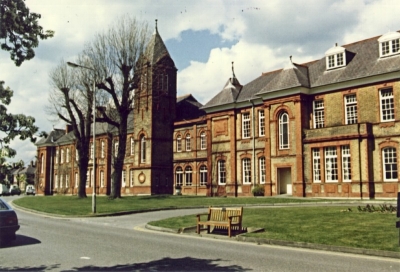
left=314, top=100, right=324, bottom=128
left=242, top=113, right=251, bottom=138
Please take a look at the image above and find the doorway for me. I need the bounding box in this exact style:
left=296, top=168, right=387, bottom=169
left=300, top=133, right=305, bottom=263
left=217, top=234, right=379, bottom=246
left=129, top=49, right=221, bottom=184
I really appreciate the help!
left=278, top=168, right=292, bottom=195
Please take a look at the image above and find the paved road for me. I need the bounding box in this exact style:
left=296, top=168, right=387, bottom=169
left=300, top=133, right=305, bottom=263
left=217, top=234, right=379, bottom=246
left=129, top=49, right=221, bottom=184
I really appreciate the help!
left=1, top=196, right=400, bottom=271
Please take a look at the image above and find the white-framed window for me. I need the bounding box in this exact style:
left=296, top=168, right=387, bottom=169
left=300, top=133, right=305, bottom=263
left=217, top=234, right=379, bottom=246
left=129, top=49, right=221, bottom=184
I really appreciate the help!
left=279, top=112, right=289, bottom=149
left=100, top=171, right=104, bottom=187
left=382, top=147, right=398, bottom=181
left=259, top=110, right=265, bottom=137
left=66, top=148, right=70, bottom=163
left=380, top=88, right=395, bottom=122
left=91, top=169, right=94, bottom=187
left=55, top=150, right=59, bottom=164
left=242, top=112, right=251, bottom=138
left=342, top=145, right=351, bottom=182
left=75, top=172, right=78, bottom=188
left=76, top=148, right=79, bottom=160
left=130, top=137, right=134, bottom=156
left=218, top=160, right=226, bottom=185
left=61, top=149, right=64, bottom=163
left=259, top=156, right=266, bottom=184
left=345, top=95, right=358, bottom=124
left=41, top=155, right=44, bottom=173
left=185, top=134, right=191, bottom=151
left=327, top=53, right=345, bottom=69
left=122, top=170, right=126, bottom=187
left=54, top=174, right=58, bottom=189
left=176, top=135, right=182, bottom=152
left=325, top=147, right=338, bottom=182
left=90, top=143, right=94, bottom=159
left=325, top=45, right=346, bottom=70
left=199, top=165, right=207, bottom=186
left=313, top=100, right=324, bottom=128
left=140, top=135, right=146, bottom=163
left=175, top=166, right=183, bottom=186
left=312, top=148, right=321, bottom=183
left=65, top=174, right=69, bottom=188
left=242, top=158, right=251, bottom=184
left=114, top=141, right=119, bottom=158
left=200, top=132, right=206, bottom=150
left=86, top=170, right=90, bottom=187
left=130, top=169, right=134, bottom=187
left=185, top=166, right=192, bottom=186
left=379, top=32, right=400, bottom=57
left=101, top=141, right=105, bottom=158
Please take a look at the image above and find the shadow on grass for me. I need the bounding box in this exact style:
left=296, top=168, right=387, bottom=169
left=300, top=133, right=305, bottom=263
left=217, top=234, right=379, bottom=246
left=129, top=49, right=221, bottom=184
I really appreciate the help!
left=0, top=257, right=250, bottom=271
left=0, top=234, right=41, bottom=248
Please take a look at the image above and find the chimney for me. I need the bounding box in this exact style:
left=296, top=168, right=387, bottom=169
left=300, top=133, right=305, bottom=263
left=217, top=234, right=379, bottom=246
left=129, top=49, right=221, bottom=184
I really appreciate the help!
left=66, top=125, right=73, bottom=133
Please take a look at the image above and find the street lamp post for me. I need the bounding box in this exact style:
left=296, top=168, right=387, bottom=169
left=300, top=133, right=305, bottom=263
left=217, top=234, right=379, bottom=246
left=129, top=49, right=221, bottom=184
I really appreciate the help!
left=67, top=61, right=96, bottom=213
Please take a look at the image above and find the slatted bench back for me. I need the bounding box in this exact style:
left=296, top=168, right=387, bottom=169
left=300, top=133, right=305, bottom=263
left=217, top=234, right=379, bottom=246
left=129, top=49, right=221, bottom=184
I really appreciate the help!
left=208, top=207, right=243, bottom=223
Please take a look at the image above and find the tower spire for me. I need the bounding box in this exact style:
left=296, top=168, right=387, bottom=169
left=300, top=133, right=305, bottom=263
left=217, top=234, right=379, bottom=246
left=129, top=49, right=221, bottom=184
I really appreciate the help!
left=155, top=19, right=158, bottom=34
left=232, top=61, right=236, bottom=79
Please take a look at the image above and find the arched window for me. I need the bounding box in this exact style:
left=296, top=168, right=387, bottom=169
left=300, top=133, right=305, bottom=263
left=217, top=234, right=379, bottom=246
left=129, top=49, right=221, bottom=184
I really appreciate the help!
left=55, top=150, right=59, bottom=164
left=279, top=112, right=289, bottom=149
left=185, top=166, right=192, bottom=186
left=382, top=147, right=398, bottom=181
left=185, top=134, right=191, bottom=151
left=242, top=158, right=251, bottom=184
left=175, top=166, right=183, bottom=186
left=200, top=132, right=206, bottom=150
left=218, top=160, right=226, bottom=185
left=199, top=165, right=207, bottom=186
left=176, top=135, right=182, bottom=152
left=140, top=135, right=146, bottom=163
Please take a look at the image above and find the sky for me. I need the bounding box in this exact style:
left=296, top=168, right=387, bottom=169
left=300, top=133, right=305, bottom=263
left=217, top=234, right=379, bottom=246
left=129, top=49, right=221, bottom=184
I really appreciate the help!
left=1, top=0, right=400, bottom=165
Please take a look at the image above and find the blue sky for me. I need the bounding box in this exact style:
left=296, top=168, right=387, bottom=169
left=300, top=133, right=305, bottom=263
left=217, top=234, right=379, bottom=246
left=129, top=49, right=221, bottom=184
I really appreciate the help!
left=1, top=0, right=400, bottom=165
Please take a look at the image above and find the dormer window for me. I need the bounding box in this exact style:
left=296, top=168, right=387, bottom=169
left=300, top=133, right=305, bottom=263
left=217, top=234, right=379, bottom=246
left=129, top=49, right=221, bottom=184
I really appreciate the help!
left=325, top=44, right=346, bottom=70
left=378, top=32, right=400, bottom=58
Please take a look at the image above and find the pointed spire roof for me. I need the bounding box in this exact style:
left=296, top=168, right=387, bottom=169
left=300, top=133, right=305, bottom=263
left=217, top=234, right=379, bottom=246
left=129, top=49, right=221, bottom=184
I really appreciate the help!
left=202, top=62, right=243, bottom=109
left=145, top=19, right=175, bottom=67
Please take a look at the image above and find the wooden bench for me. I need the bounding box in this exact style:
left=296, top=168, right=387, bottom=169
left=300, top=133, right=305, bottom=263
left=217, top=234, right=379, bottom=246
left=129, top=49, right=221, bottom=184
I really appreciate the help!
left=196, top=207, right=243, bottom=237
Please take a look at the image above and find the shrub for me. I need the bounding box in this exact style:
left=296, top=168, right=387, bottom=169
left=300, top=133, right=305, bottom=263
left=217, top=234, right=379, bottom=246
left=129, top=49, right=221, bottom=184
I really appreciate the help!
left=252, top=185, right=265, bottom=196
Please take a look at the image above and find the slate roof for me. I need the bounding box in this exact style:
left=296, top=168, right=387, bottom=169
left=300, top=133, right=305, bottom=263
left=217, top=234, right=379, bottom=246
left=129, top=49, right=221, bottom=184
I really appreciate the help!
left=176, top=94, right=205, bottom=121
left=145, top=22, right=175, bottom=67
left=203, top=31, right=400, bottom=110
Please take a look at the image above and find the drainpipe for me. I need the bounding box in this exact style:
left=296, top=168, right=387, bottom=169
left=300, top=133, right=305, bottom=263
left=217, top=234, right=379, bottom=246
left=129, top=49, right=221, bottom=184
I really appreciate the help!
left=249, top=99, right=256, bottom=193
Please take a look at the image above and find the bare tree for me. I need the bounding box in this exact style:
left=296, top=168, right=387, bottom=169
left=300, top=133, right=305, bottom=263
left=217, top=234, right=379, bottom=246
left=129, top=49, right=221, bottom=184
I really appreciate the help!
left=47, top=58, right=96, bottom=198
left=83, top=16, right=151, bottom=198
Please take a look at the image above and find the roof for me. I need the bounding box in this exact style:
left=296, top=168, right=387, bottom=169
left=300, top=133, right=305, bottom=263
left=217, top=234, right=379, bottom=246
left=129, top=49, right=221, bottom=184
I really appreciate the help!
left=145, top=21, right=175, bottom=67
left=203, top=31, right=400, bottom=111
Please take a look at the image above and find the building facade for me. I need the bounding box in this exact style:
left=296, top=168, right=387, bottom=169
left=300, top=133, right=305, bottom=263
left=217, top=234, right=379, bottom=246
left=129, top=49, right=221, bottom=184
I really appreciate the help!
left=36, top=29, right=400, bottom=198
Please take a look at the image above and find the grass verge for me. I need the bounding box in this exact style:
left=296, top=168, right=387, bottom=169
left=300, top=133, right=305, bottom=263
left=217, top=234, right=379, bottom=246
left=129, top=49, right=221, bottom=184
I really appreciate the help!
left=13, top=195, right=330, bottom=216
left=149, top=206, right=400, bottom=252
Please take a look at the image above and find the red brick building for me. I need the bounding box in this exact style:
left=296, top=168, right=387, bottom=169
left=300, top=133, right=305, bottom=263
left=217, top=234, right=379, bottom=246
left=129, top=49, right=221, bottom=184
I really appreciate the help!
left=36, top=29, right=400, bottom=198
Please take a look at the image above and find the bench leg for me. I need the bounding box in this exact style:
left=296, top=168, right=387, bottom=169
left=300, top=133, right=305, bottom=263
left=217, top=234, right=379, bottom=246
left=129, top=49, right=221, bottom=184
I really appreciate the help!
left=197, top=224, right=200, bottom=234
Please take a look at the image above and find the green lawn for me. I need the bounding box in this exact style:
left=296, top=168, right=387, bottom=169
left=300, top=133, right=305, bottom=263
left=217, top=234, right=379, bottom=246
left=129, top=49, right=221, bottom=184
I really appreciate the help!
left=12, top=195, right=399, bottom=252
left=149, top=206, right=400, bottom=252
left=13, top=195, right=329, bottom=216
